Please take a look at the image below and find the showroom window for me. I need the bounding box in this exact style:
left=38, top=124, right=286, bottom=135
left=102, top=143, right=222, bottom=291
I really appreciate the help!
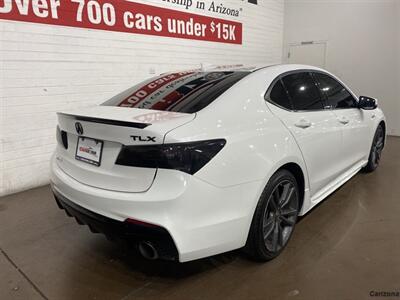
left=269, top=79, right=292, bottom=110
left=282, top=72, right=324, bottom=111
left=314, top=73, right=357, bottom=109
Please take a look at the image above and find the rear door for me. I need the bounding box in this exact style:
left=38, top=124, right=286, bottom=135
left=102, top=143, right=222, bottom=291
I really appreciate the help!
left=313, top=72, right=371, bottom=168
left=266, top=71, right=343, bottom=197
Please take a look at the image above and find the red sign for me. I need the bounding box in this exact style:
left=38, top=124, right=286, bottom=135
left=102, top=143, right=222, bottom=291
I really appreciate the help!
left=0, top=0, right=243, bottom=44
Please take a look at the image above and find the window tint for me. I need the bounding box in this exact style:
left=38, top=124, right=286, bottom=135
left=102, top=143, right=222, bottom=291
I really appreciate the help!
left=269, top=79, right=292, bottom=110
left=314, top=73, right=356, bottom=109
left=282, top=73, right=324, bottom=111
left=102, top=71, right=250, bottom=113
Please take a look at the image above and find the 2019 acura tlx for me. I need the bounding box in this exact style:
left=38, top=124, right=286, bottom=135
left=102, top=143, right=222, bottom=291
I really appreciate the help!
left=51, top=64, right=386, bottom=262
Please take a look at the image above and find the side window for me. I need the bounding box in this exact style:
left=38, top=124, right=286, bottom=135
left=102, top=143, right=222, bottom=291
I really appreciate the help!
left=269, top=79, right=292, bottom=110
left=314, top=73, right=357, bottom=109
left=281, top=72, right=324, bottom=111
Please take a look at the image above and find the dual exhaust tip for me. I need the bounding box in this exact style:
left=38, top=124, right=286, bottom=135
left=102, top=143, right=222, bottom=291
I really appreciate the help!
left=138, top=241, right=159, bottom=260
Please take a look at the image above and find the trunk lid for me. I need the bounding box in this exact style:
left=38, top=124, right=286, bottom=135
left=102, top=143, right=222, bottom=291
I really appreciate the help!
left=56, top=106, right=195, bottom=192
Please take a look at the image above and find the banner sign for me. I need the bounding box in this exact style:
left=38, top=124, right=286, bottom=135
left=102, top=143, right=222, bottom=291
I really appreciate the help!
left=0, top=0, right=243, bottom=44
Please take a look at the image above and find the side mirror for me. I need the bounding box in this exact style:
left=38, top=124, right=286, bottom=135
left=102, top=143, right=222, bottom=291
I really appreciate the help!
left=358, top=96, right=378, bottom=110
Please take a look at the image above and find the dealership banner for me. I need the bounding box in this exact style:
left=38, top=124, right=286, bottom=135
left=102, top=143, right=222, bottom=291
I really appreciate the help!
left=0, top=0, right=243, bottom=44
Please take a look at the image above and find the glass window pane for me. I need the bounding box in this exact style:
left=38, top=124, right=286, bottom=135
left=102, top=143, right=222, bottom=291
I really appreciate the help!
left=315, top=73, right=356, bottom=109
left=282, top=73, right=323, bottom=111
left=269, top=80, right=292, bottom=110
left=102, top=71, right=250, bottom=113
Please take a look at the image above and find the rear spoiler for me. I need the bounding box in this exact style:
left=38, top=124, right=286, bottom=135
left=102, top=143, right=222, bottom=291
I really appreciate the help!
left=58, top=113, right=151, bottom=129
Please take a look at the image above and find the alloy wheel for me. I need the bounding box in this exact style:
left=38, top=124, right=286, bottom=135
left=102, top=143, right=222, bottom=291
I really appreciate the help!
left=371, top=126, right=384, bottom=167
left=262, top=180, right=298, bottom=253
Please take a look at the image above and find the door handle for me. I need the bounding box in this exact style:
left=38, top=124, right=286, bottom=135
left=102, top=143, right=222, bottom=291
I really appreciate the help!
left=338, top=117, right=350, bottom=125
left=295, top=119, right=312, bottom=129
left=371, top=114, right=376, bottom=119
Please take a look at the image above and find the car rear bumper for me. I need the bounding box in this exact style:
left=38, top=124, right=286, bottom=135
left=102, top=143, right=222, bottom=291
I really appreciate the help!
left=50, top=154, right=263, bottom=262
left=53, top=188, right=179, bottom=260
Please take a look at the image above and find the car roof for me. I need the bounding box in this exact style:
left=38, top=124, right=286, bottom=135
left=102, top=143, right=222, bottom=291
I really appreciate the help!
left=169, top=64, right=327, bottom=74
left=254, top=64, right=327, bottom=73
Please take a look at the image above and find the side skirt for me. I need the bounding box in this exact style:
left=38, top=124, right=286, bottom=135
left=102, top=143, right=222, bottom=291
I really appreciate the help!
left=302, top=160, right=368, bottom=214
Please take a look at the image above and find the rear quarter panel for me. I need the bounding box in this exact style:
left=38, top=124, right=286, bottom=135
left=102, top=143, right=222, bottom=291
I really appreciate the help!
left=165, top=67, right=311, bottom=215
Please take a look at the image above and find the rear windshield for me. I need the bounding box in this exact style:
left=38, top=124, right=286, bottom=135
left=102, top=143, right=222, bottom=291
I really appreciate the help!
left=102, top=71, right=250, bottom=113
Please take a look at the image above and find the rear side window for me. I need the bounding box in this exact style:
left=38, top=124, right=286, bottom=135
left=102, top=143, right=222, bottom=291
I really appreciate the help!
left=102, top=71, right=250, bottom=113
left=314, top=73, right=357, bottom=109
left=282, top=72, right=324, bottom=111
left=269, top=80, right=292, bottom=110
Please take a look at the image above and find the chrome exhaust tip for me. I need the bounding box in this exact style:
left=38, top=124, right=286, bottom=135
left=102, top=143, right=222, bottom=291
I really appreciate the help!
left=138, top=241, right=159, bottom=260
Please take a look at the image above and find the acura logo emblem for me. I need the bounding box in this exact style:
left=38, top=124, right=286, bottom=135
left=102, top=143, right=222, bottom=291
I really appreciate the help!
left=75, top=122, right=84, bottom=135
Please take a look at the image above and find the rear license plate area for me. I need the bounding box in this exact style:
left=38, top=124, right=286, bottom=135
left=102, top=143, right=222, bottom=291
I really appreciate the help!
left=75, top=137, right=104, bottom=167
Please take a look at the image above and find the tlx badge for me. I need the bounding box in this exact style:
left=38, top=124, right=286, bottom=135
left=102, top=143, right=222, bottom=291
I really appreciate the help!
left=131, top=136, right=156, bottom=142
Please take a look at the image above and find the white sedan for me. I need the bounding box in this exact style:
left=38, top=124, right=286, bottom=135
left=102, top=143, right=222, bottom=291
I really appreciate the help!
left=51, top=64, right=386, bottom=262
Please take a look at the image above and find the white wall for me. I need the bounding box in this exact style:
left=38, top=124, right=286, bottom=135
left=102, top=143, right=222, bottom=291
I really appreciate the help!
left=396, top=1, right=400, bottom=135
left=284, top=0, right=400, bottom=136
left=0, top=0, right=285, bottom=196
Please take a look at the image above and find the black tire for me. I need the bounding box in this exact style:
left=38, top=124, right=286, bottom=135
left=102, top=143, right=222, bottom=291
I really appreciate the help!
left=363, top=125, right=385, bottom=173
left=245, top=169, right=300, bottom=261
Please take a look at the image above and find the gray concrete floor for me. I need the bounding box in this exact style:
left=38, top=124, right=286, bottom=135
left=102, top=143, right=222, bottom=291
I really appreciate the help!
left=1, top=137, right=400, bottom=300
